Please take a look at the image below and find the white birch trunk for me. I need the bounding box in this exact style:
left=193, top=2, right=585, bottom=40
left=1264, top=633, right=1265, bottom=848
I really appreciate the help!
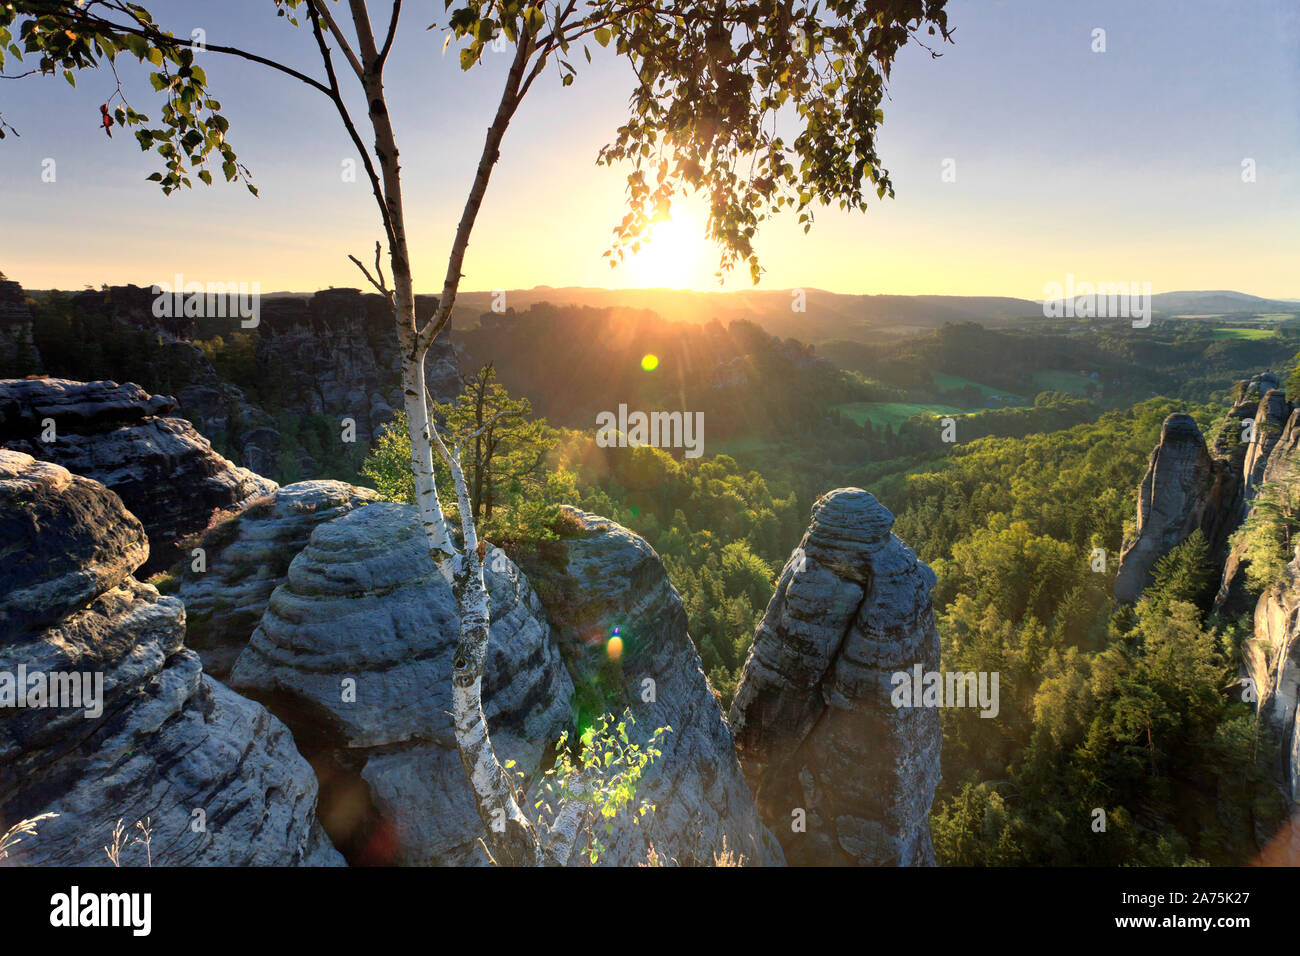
left=340, top=0, right=553, bottom=865
left=400, top=353, right=455, bottom=565
left=430, top=425, right=543, bottom=866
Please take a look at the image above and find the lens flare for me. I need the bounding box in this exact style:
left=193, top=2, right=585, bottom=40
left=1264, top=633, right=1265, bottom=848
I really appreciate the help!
left=641, top=353, right=659, bottom=371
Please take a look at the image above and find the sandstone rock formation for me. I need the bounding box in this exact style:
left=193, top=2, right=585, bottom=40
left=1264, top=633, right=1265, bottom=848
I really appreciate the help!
left=227, top=502, right=574, bottom=865
left=255, top=289, right=461, bottom=446
left=1114, top=413, right=1241, bottom=604
left=157, top=340, right=284, bottom=477
left=729, top=489, right=941, bottom=866
left=0, top=278, right=40, bottom=376
left=0, top=378, right=276, bottom=574
left=36, top=284, right=460, bottom=478
left=211, top=500, right=780, bottom=866
left=0, top=450, right=340, bottom=866
left=1247, top=549, right=1300, bottom=808
left=1242, top=386, right=1291, bottom=505
left=1216, top=404, right=1300, bottom=615
left=541, top=507, right=783, bottom=866
left=175, top=480, right=379, bottom=679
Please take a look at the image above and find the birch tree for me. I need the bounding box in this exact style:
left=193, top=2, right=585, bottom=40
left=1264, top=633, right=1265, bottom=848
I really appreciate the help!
left=2, top=0, right=951, bottom=865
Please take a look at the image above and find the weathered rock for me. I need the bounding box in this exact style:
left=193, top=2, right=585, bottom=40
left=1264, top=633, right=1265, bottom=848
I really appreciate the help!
left=0, top=278, right=41, bottom=376
left=174, top=480, right=378, bottom=679
left=1114, top=413, right=1240, bottom=603
left=255, top=289, right=461, bottom=447
left=542, top=507, right=784, bottom=866
left=729, top=489, right=941, bottom=866
left=1215, top=398, right=1298, bottom=615
left=228, top=502, right=574, bottom=865
left=0, top=450, right=340, bottom=866
left=1258, top=407, right=1300, bottom=493
left=0, top=378, right=277, bottom=574
left=0, top=454, right=148, bottom=636
left=159, top=340, right=283, bottom=477
left=1243, top=389, right=1291, bottom=505
left=1246, top=546, right=1300, bottom=806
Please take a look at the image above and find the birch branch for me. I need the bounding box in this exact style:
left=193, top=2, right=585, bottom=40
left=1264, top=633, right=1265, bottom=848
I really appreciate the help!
left=307, top=0, right=367, bottom=79
left=428, top=407, right=541, bottom=866
left=348, top=240, right=393, bottom=301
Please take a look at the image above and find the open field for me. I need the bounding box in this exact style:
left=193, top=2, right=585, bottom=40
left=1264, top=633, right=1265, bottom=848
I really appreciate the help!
left=931, top=372, right=1020, bottom=400
left=834, top=401, right=967, bottom=429
left=1032, top=369, right=1096, bottom=395
left=1211, top=327, right=1277, bottom=340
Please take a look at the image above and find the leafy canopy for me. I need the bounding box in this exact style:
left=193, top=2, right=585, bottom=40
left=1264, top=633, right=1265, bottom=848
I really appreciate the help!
left=0, top=2, right=253, bottom=192
left=2, top=0, right=951, bottom=281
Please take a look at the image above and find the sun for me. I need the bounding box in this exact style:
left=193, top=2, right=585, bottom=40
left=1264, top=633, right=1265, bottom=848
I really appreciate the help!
left=627, top=211, right=709, bottom=288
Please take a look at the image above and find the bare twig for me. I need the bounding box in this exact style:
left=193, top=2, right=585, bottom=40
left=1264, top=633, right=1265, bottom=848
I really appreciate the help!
left=378, top=0, right=403, bottom=70
left=348, top=240, right=393, bottom=300
left=306, top=1, right=397, bottom=246
left=306, top=0, right=367, bottom=79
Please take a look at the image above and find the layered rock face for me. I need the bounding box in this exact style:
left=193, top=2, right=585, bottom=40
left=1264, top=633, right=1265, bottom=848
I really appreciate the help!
left=729, top=489, right=941, bottom=866
left=155, top=340, right=284, bottom=477
left=1261, top=407, right=1300, bottom=490
left=43, top=285, right=460, bottom=478
left=0, top=450, right=340, bottom=866
left=227, top=503, right=574, bottom=865
left=1242, top=387, right=1290, bottom=504
left=1216, top=402, right=1300, bottom=615
left=1116, top=373, right=1300, bottom=616
left=202, top=500, right=779, bottom=865
left=0, top=378, right=276, bottom=574
left=0, top=279, right=41, bottom=375
left=255, top=289, right=461, bottom=447
left=1114, top=413, right=1242, bottom=604
left=175, top=480, right=379, bottom=679
left=542, top=507, right=783, bottom=866
left=1247, top=550, right=1300, bottom=807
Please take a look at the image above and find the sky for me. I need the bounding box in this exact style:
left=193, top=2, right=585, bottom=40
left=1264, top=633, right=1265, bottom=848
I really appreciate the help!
left=0, top=0, right=1297, bottom=298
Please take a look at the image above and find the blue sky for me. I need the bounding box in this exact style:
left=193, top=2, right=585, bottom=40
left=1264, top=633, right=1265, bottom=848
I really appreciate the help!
left=0, top=0, right=1296, bottom=296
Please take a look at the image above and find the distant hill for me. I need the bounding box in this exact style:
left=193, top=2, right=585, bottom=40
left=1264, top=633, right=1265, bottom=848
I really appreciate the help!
left=452, top=287, right=1299, bottom=340
left=1039, top=289, right=1300, bottom=319
left=1149, top=290, right=1300, bottom=315
left=444, top=287, right=1045, bottom=342
left=157, top=285, right=1300, bottom=344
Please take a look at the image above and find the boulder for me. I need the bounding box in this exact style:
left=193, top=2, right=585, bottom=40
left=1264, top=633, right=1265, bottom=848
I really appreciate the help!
left=729, top=489, right=941, bottom=866
left=0, top=450, right=340, bottom=866
left=174, top=480, right=379, bottom=679
left=543, top=507, right=783, bottom=866
left=228, top=502, right=574, bottom=865
left=0, top=378, right=277, bottom=574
